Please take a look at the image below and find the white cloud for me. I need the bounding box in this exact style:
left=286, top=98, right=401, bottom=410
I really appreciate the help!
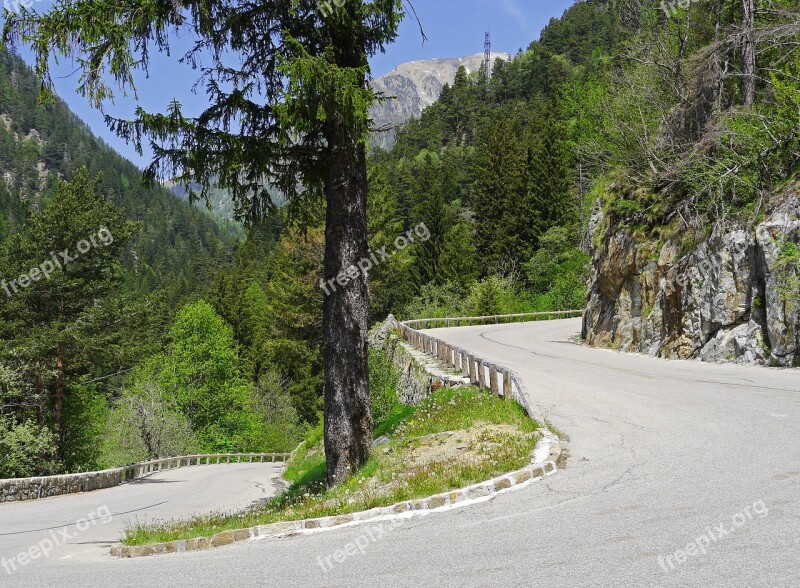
left=502, top=0, right=529, bottom=31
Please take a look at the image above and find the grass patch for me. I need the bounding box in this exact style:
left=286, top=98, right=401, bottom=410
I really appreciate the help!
left=122, top=386, right=540, bottom=546
left=544, top=419, right=569, bottom=442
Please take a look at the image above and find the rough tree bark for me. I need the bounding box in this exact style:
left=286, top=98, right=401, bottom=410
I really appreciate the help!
left=322, top=130, right=372, bottom=486
left=54, top=295, right=66, bottom=457
left=741, top=0, right=756, bottom=106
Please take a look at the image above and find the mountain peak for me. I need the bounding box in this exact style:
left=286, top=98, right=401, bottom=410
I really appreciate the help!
left=370, top=52, right=510, bottom=148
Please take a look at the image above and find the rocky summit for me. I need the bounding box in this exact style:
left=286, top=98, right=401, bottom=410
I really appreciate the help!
left=369, top=52, right=510, bottom=149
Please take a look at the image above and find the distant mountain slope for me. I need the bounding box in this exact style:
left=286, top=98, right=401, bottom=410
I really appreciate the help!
left=0, top=47, right=237, bottom=300
left=165, top=179, right=238, bottom=225
left=370, top=52, right=510, bottom=149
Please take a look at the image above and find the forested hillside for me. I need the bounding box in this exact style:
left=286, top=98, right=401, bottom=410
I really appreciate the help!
left=0, top=47, right=258, bottom=475
left=0, top=48, right=239, bottom=300
left=364, top=0, right=624, bottom=319
left=369, top=0, right=799, bottom=365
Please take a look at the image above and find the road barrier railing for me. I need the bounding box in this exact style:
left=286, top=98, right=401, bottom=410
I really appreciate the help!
left=397, top=310, right=584, bottom=418
left=0, top=452, right=289, bottom=503
left=402, top=309, right=584, bottom=329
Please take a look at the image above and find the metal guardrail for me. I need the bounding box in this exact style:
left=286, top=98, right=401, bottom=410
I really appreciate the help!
left=402, top=309, right=584, bottom=329
left=0, top=453, right=290, bottom=503
left=397, top=310, right=585, bottom=418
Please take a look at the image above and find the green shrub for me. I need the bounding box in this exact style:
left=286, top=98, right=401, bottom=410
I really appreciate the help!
left=0, top=418, right=60, bottom=478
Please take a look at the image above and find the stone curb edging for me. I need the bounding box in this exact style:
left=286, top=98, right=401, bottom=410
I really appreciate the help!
left=110, top=430, right=562, bottom=559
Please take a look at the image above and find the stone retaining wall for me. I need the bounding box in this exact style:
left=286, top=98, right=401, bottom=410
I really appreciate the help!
left=375, top=325, right=468, bottom=405
left=0, top=453, right=288, bottom=503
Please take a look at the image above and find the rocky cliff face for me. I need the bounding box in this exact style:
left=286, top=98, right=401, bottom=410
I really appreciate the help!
left=370, top=53, right=509, bottom=149
left=583, top=186, right=800, bottom=366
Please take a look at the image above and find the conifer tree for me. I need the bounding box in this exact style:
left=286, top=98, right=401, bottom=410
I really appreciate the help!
left=472, top=117, right=528, bottom=272
left=527, top=101, right=575, bottom=240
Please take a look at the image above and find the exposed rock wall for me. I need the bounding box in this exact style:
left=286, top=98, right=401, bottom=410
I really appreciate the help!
left=583, top=189, right=800, bottom=366
left=0, top=469, right=127, bottom=502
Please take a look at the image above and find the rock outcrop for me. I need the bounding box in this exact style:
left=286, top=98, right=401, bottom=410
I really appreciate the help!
left=583, top=187, right=800, bottom=366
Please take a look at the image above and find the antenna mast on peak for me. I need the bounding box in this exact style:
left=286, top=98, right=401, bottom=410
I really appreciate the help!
left=484, top=31, right=492, bottom=80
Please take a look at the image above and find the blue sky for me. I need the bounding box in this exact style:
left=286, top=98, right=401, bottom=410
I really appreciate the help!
left=8, top=0, right=576, bottom=167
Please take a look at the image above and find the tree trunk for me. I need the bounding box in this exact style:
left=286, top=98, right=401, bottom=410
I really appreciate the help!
left=35, top=358, right=44, bottom=427
left=741, top=0, right=756, bottom=107
left=713, top=0, right=723, bottom=112
left=322, top=134, right=372, bottom=486
left=54, top=294, right=67, bottom=457
left=54, top=348, right=65, bottom=457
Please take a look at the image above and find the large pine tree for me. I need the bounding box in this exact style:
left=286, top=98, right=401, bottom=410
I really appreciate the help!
left=4, top=0, right=404, bottom=484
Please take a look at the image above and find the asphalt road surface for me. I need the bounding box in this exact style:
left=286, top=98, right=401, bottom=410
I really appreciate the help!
left=2, top=318, right=798, bottom=587
left=0, top=462, right=283, bottom=581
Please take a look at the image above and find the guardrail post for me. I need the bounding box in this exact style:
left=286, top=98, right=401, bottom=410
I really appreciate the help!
left=503, top=370, right=512, bottom=400
left=478, top=359, right=485, bottom=389
left=469, top=355, right=477, bottom=384
left=490, top=364, right=499, bottom=396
